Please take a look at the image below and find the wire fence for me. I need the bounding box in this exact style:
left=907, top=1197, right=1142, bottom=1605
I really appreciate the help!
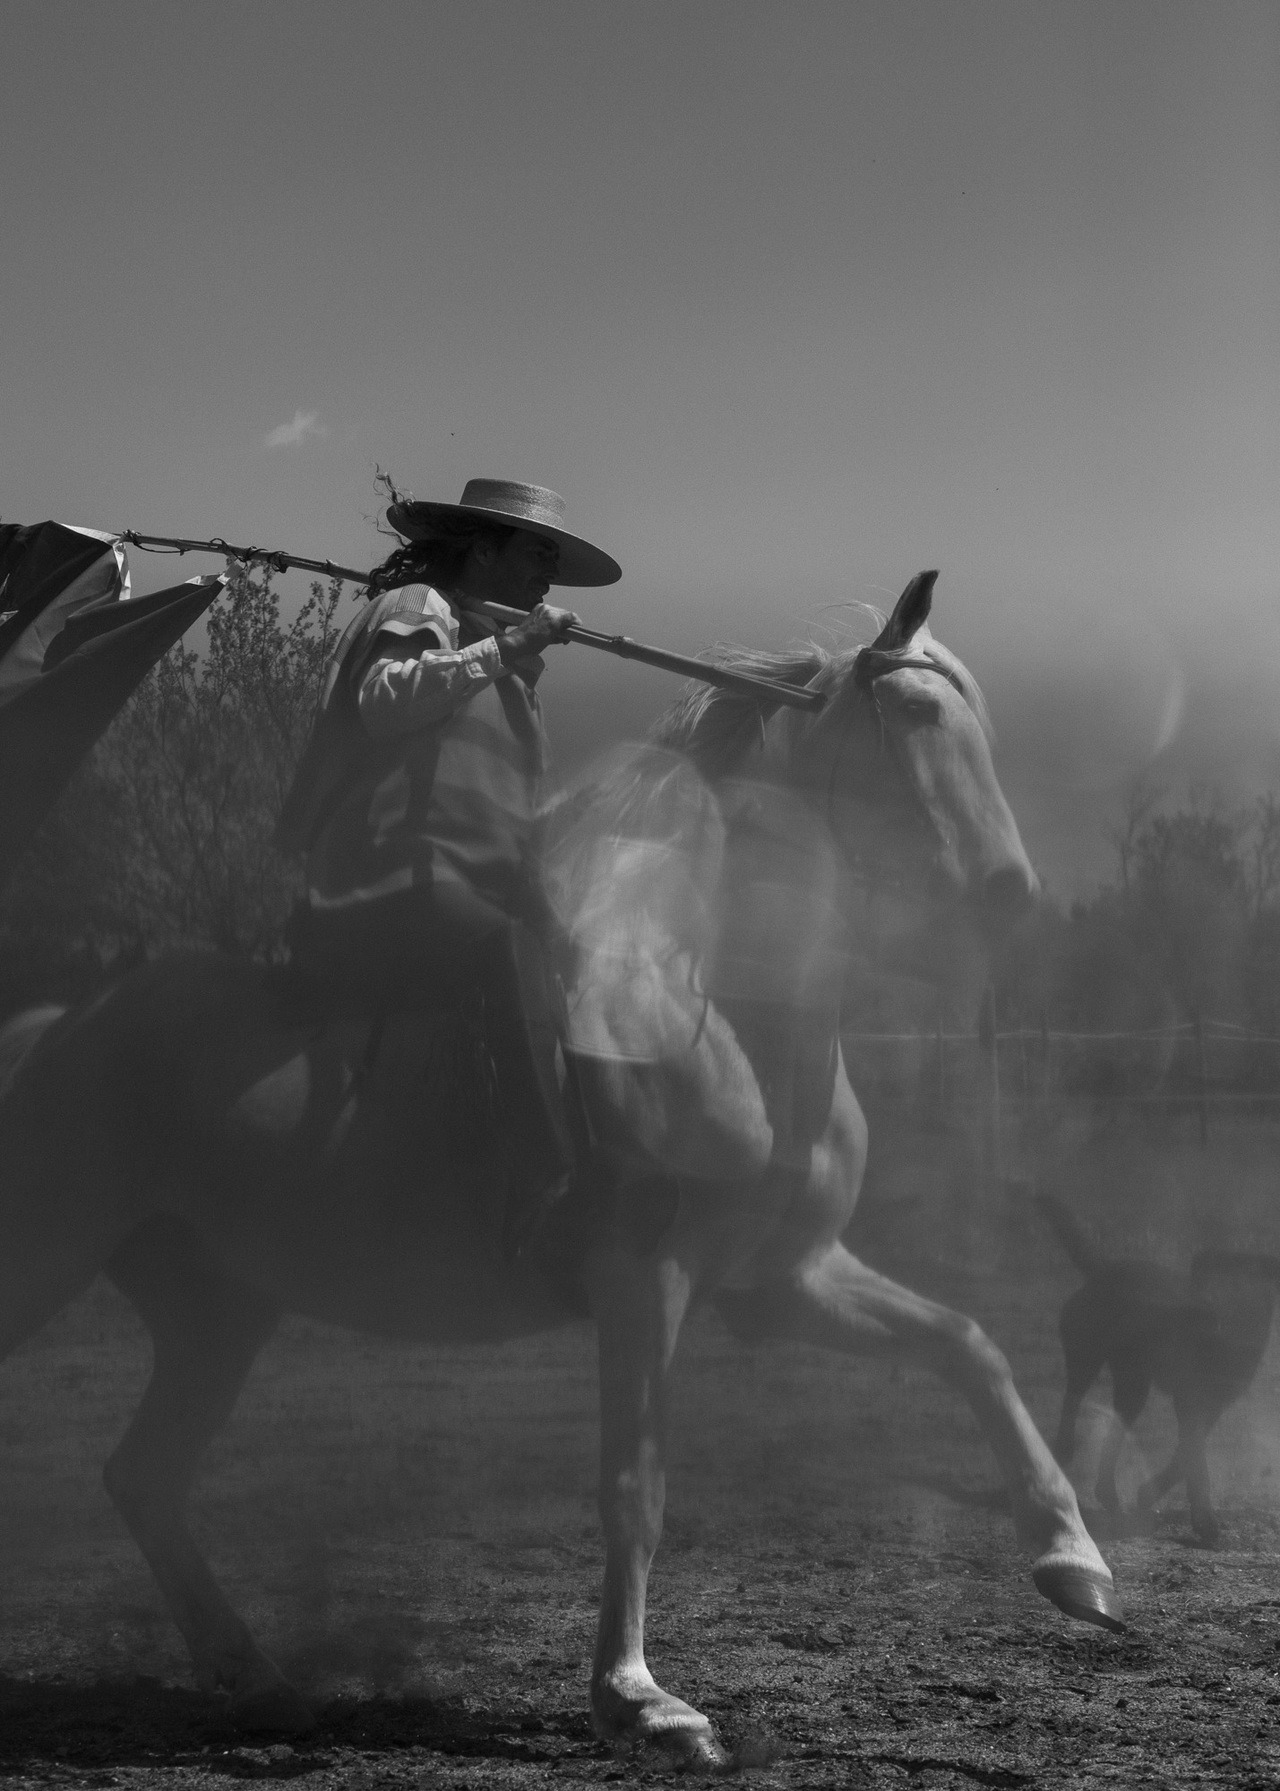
left=840, top=1013, right=1280, bottom=1143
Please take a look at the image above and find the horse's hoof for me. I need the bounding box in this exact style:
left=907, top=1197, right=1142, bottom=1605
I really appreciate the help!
left=683, top=1730, right=730, bottom=1774
left=636, top=1725, right=729, bottom=1775
left=1032, top=1561, right=1126, bottom=1633
left=594, top=1697, right=726, bottom=1769
left=593, top=1690, right=728, bottom=1774
left=224, top=1683, right=318, bottom=1735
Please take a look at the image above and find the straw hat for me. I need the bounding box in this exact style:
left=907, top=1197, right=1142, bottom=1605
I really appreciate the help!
left=385, top=478, right=620, bottom=588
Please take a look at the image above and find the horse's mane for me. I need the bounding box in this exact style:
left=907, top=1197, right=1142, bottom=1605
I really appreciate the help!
left=650, top=630, right=992, bottom=774
left=650, top=643, right=844, bottom=773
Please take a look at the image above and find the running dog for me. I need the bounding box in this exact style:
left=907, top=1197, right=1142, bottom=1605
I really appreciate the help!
left=1040, top=1193, right=1280, bottom=1546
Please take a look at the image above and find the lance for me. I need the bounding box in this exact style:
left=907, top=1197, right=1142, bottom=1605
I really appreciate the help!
left=119, top=530, right=827, bottom=713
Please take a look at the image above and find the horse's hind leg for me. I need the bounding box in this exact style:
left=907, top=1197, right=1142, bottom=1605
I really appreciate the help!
left=0, top=1162, right=128, bottom=1361
left=719, top=1241, right=1124, bottom=1631
left=102, top=1218, right=308, bottom=1729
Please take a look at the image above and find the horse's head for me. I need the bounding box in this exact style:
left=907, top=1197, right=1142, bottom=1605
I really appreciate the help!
left=797, top=572, right=1037, bottom=927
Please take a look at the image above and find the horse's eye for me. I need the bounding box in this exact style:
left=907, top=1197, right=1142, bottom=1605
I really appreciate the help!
left=901, top=693, right=942, bottom=722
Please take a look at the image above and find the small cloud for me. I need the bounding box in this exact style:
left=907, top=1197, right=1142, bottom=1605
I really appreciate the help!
left=265, top=409, right=328, bottom=448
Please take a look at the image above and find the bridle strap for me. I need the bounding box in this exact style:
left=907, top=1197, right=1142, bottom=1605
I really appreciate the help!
left=825, top=647, right=965, bottom=851
left=853, top=648, right=966, bottom=694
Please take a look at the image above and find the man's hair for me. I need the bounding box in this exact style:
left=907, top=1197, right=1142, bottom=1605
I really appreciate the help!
left=367, top=514, right=516, bottom=598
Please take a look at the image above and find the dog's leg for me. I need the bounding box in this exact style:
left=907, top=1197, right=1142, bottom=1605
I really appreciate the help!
left=1053, top=1390, right=1084, bottom=1468
left=1054, top=1290, right=1106, bottom=1468
left=1093, top=1410, right=1128, bottom=1514
left=1134, top=1446, right=1184, bottom=1520
left=1094, top=1371, right=1150, bottom=1517
left=1174, top=1402, right=1220, bottom=1547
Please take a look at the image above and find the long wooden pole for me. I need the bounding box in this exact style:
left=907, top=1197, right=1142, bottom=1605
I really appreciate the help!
left=121, top=531, right=826, bottom=713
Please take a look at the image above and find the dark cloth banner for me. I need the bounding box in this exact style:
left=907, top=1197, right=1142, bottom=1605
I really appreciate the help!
left=0, top=520, right=224, bottom=889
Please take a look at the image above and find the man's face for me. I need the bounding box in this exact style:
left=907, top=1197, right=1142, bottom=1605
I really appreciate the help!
left=484, top=529, right=560, bottom=610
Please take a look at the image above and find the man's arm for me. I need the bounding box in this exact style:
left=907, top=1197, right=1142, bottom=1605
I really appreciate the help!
left=357, top=628, right=507, bottom=736
left=357, top=604, right=577, bottom=740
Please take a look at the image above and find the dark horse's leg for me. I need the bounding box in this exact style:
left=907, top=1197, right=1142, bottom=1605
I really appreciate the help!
left=0, top=1025, right=128, bottom=1361
left=103, top=1218, right=307, bottom=1728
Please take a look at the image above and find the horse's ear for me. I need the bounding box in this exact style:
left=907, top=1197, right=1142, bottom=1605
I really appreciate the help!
left=870, top=570, right=938, bottom=652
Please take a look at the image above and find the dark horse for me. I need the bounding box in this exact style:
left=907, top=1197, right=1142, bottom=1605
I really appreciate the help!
left=0, top=575, right=1119, bottom=1768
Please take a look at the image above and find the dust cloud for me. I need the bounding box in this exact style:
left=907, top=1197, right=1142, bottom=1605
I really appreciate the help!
left=1, top=633, right=1278, bottom=1775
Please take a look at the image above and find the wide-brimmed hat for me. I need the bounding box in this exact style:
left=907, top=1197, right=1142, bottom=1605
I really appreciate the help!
left=385, top=478, right=621, bottom=587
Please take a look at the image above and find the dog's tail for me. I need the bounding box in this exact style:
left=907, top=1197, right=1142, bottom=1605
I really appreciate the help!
left=1037, top=1192, right=1104, bottom=1277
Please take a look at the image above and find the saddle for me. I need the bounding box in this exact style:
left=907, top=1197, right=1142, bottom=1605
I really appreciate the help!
left=272, top=863, right=843, bottom=1278
left=271, top=897, right=627, bottom=1287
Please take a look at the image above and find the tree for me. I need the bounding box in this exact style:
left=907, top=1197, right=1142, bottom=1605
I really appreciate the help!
left=990, top=781, right=1280, bottom=1097
left=1127, top=795, right=1248, bottom=1022
left=0, top=566, right=354, bottom=1007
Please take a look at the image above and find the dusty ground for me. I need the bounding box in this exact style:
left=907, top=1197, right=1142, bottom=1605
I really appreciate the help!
left=1, top=1109, right=1279, bottom=1788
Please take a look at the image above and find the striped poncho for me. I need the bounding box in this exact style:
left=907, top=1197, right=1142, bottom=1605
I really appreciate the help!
left=276, top=584, right=549, bottom=925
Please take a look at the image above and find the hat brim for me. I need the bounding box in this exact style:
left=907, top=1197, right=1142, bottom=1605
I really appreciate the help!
left=385, top=500, right=620, bottom=588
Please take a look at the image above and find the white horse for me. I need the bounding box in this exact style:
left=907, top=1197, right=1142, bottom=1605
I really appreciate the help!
left=0, top=573, right=1119, bottom=1769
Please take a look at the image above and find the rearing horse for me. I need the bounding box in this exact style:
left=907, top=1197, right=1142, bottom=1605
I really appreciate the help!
left=0, top=573, right=1119, bottom=1769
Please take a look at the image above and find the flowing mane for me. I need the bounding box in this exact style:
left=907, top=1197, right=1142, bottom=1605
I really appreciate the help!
left=651, top=642, right=847, bottom=773
left=651, top=632, right=991, bottom=774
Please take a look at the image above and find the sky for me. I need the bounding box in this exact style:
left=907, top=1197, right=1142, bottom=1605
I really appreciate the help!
left=3, top=0, right=1277, bottom=895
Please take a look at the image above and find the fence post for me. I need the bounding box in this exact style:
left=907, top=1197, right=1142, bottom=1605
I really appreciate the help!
left=1040, top=1009, right=1050, bottom=1104
left=978, top=984, right=1001, bottom=1186
left=1194, top=1012, right=1209, bottom=1145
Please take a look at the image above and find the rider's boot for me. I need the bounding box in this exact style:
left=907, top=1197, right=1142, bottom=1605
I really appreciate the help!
left=476, top=924, right=578, bottom=1259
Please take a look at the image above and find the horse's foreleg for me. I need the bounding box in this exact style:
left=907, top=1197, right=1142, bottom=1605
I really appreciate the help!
left=721, top=1241, right=1124, bottom=1631
left=585, top=1244, right=726, bottom=1770
left=103, top=1219, right=308, bottom=1729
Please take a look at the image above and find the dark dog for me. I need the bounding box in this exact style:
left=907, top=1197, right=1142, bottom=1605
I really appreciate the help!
left=1039, top=1194, right=1280, bottom=1546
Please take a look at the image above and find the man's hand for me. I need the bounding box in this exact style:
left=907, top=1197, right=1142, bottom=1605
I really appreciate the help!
left=497, top=602, right=580, bottom=663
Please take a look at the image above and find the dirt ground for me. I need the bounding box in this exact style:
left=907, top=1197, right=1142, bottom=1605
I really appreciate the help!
left=1, top=1110, right=1279, bottom=1789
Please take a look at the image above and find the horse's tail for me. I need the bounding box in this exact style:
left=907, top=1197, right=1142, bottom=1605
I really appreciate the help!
left=1036, top=1192, right=1103, bottom=1279
left=0, top=1004, right=68, bottom=1100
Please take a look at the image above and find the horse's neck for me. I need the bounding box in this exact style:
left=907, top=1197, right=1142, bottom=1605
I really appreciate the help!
left=694, top=732, right=849, bottom=1020
left=708, top=705, right=813, bottom=789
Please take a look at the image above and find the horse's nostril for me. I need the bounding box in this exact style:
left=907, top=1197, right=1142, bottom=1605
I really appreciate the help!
left=985, top=864, right=1037, bottom=912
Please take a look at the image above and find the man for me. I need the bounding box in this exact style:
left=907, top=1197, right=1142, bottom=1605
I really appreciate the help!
left=276, top=478, right=621, bottom=1249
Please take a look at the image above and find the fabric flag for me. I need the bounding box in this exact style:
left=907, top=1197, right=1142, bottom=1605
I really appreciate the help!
left=0, top=520, right=224, bottom=889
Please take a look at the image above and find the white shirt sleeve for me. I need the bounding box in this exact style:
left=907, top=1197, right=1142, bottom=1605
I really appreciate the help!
left=357, top=632, right=507, bottom=738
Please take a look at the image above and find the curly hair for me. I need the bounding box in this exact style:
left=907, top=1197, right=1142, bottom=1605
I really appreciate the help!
left=365, top=471, right=516, bottom=596
left=367, top=513, right=516, bottom=598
